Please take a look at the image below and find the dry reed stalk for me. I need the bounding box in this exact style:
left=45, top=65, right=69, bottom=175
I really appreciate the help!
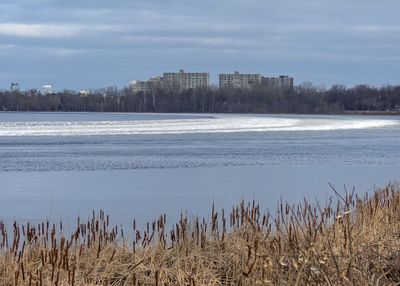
left=0, top=183, right=399, bottom=285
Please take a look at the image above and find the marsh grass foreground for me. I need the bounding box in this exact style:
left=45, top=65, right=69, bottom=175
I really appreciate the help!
left=1, top=184, right=400, bottom=285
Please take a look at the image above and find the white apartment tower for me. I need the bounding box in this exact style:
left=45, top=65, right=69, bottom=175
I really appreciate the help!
left=262, top=75, right=294, bottom=90
left=219, top=71, right=262, bottom=89
left=10, top=83, right=20, bottom=92
left=162, top=70, right=209, bottom=89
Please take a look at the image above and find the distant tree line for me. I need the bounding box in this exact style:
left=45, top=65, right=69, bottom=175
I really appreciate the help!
left=1, top=84, right=400, bottom=114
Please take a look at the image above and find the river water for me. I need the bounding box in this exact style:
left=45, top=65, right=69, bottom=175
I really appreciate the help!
left=0, top=112, right=399, bottom=226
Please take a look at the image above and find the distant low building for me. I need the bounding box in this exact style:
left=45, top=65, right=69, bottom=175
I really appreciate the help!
left=130, top=80, right=146, bottom=93
left=262, top=75, right=294, bottom=90
left=10, top=83, right=20, bottom=92
left=79, top=90, right=90, bottom=97
left=162, top=70, right=209, bottom=90
left=41, top=85, right=53, bottom=95
left=219, top=71, right=262, bottom=89
left=130, top=76, right=162, bottom=93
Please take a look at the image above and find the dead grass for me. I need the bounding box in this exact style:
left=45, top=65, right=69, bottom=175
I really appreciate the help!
left=1, top=183, right=400, bottom=285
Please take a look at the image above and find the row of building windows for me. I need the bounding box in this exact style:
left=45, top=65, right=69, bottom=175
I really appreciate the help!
left=219, top=71, right=293, bottom=89
left=131, top=70, right=294, bottom=93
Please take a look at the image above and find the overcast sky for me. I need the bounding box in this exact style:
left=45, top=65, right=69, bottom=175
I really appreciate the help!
left=0, top=0, right=399, bottom=90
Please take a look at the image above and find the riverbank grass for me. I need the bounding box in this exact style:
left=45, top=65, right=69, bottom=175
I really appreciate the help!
left=1, top=184, right=400, bottom=285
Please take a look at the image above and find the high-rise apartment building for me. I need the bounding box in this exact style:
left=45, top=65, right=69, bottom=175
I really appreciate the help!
left=129, top=70, right=293, bottom=93
left=10, top=83, right=20, bottom=92
left=219, top=71, right=262, bottom=89
left=162, top=70, right=209, bottom=89
left=262, top=75, right=294, bottom=90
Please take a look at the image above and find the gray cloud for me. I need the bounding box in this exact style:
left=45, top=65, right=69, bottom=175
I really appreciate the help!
left=0, top=0, right=399, bottom=89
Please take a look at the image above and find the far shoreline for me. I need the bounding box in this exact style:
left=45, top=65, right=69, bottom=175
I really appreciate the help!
left=1, top=110, right=400, bottom=116
left=343, top=110, right=400, bottom=116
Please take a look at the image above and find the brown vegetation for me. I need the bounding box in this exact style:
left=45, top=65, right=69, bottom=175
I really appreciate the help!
left=1, top=184, right=400, bottom=285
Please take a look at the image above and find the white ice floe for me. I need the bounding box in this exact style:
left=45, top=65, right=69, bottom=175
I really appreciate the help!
left=0, top=115, right=398, bottom=136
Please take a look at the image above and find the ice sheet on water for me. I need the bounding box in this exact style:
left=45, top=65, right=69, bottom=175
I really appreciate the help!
left=0, top=114, right=399, bottom=172
left=1, top=113, right=400, bottom=225
left=0, top=115, right=398, bottom=136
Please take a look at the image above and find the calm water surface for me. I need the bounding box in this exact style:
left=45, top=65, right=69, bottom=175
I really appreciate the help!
left=0, top=112, right=399, bottom=226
